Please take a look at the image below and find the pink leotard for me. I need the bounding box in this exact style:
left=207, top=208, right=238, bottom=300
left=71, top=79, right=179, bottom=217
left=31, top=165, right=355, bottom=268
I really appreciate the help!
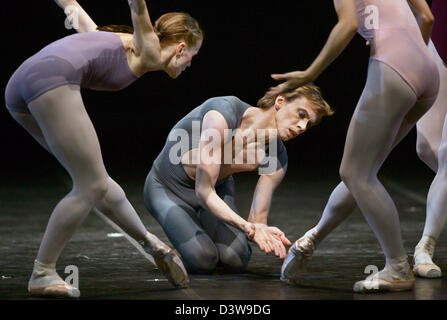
left=355, top=0, right=439, bottom=101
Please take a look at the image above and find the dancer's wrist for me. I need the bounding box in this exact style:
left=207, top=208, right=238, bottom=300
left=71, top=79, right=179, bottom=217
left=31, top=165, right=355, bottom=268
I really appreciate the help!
left=243, top=222, right=255, bottom=239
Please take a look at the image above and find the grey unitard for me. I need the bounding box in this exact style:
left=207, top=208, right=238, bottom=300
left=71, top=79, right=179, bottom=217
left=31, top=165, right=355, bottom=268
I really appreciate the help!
left=145, top=170, right=251, bottom=273
left=143, top=96, right=287, bottom=273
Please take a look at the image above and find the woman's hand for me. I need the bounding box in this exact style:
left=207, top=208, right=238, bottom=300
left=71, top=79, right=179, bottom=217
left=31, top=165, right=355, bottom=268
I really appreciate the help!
left=249, top=224, right=291, bottom=259
left=267, top=70, right=314, bottom=97
left=54, top=0, right=98, bottom=33
left=268, top=0, right=358, bottom=98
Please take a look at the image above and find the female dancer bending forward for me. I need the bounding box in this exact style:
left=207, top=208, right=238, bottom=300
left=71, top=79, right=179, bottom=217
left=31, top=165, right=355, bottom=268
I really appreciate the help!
left=143, top=87, right=333, bottom=274
left=4, top=0, right=203, bottom=297
left=270, top=0, right=439, bottom=292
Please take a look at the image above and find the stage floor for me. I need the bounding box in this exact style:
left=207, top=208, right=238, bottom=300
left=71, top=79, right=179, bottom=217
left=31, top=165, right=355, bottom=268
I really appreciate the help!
left=1, top=168, right=446, bottom=300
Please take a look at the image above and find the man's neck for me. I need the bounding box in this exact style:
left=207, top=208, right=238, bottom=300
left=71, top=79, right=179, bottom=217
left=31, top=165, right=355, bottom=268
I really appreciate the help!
left=238, top=106, right=278, bottom=143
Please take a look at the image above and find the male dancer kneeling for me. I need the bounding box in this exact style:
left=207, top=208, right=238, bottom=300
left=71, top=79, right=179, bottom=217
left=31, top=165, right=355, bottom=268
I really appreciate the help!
left=144, top=85, right=333, bottom=273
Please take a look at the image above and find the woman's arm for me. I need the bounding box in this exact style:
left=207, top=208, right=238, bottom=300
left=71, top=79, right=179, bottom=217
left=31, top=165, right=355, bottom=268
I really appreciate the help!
left=195, top=111, right=286, bottom=257
left=268, top=0, right=358, bottom=96
left=247, top=167, right=292, bottom=258
left=127, top=0, right=161, bottom=67
left=409, top=0, right=435, bottom=44
left=54, top=0, right=97, bottom=33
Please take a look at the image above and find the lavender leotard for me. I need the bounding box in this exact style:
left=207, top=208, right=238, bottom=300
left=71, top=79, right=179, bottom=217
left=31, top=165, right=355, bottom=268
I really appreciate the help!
left=5, top=31, right=138, bottom=113
left=355, top=0, right=439, bottom=101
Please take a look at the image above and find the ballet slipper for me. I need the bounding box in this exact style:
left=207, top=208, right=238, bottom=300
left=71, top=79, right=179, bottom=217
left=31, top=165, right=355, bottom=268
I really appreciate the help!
left=413, top=263, right=442, bottom=278
left=353, top=256, right=414, bottom=293
left=28, top=260, right=80, bottom=298
left=141, top=232, right=190, bottom=288
left=29, top=283, right=80, bottom=298
left=280, top=228, right=316, bottom=284
left=413, top=236, right=442, bottom=279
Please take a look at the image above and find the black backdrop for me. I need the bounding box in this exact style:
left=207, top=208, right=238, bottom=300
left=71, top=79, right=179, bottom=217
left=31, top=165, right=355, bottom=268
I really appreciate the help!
left=1, top=1, right=433, bottom=180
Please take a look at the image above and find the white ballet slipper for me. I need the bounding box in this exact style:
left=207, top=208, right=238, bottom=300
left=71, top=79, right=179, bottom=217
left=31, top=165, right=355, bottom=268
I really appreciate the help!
left=29, top=282, right=80, bottom=298
left=280, top=228, right=316, bottom=284
left=28, top=260, right=80, bottom=298
left=413, top=236, right=442, bottom=279
left=353, top=256, right=414, bottom=293
left=141, top=232, right=190, bottom=288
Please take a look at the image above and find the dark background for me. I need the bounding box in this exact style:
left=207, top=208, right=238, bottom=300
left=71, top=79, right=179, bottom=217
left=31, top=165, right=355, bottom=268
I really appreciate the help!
left=0, top=1, right=434, bottom=183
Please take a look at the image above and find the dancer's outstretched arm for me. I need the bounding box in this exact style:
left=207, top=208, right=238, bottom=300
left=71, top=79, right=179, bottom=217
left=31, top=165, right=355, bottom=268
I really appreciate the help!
left=409, top=0, right=435, bottom=44
left=248, top=167, right=292, bottom=258
left=54, top=0, right=98, bottom=33
left=268, top=0, right=358, bottom=96
left=127, top=0, right=161, bottom=68
left=195, top=111, right=286, bottom=257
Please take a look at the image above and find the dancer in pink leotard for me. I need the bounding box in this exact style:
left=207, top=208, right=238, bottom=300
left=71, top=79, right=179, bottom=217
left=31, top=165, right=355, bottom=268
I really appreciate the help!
left=270, top=0, right=439, bottom=292
left=284, top=0, right=447, bottom=284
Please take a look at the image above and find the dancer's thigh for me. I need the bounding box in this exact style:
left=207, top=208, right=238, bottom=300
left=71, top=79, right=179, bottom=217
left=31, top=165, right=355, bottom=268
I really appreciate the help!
left=341, top=60, right=417, bottom=178
left=28, top=84, right=108, bottom=189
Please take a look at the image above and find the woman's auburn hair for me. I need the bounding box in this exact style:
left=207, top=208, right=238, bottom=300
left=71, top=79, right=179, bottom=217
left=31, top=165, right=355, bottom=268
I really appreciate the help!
left=97, top=12, right=204, bottom=47
left=257, top=83, right=335, bottom=120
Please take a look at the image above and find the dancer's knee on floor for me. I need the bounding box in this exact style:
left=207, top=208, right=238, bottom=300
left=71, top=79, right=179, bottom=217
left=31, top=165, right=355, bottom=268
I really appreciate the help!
left=181, top=244, right=219, bottom=274
left=218, top=244, right=251, bottom=272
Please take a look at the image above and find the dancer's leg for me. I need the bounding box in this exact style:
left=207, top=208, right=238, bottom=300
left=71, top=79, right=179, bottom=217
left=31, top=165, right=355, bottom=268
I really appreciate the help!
left=8, top=113, right=161, bottom=252
left=339, top=60, right=419, bottom=260
left=199, top=177, right=252, bottom=272
left=96, top=177, right=148, bottom=241
left=96, top=176, right=190, bottom=287
left=416, top=41, right=447, bottom=172
left=28, top=85, right=109, bottom=264
left=144, top=170, right=219, bottom=274
left=413, top=47, right=447, bottom=278
left=416, top=111, right=442, bottom=172
left=6, top=110, right=149, bottom=242
left=313, top=182, right=357, bottom=244
left=314, top=94, right=431, bottom=245
left=7, top=110, right=51, bottom=152
left=11, top=96, right=189, bottom=288
left=24, top=84, right=110, bottom=297
left=281, top=69, right=433, bottom=285
left=414, top=113, right=447, bottom=278
left=423, top=113, right=447, bottom=240
left=339, top=60, right=438, bottom=292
